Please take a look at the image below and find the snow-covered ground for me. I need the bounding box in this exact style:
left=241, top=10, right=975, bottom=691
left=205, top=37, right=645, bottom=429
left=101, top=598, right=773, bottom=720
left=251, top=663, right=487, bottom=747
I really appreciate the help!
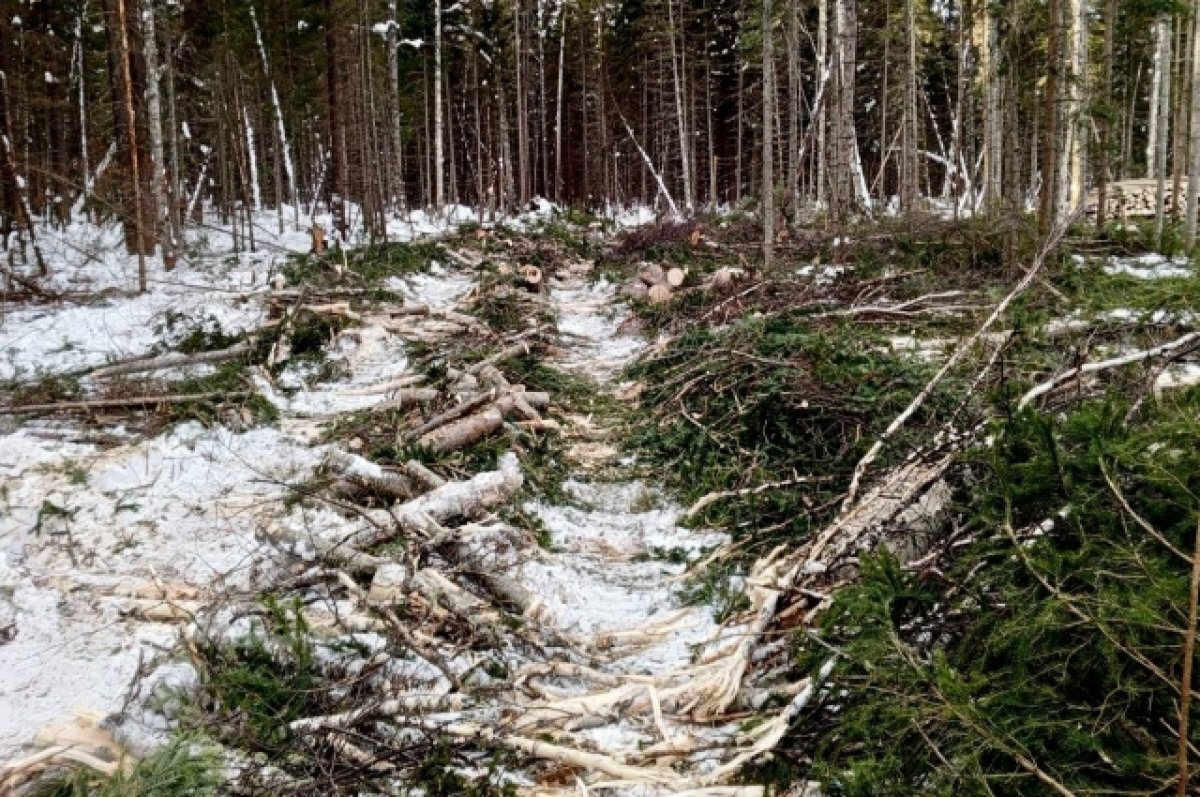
left=0, top=204, right=487, bottom=758
left=1, top=200, right=691, bottom=766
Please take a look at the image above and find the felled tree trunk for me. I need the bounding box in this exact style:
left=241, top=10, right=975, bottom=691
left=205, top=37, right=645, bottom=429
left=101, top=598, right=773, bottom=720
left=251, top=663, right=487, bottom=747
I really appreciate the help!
left=418, top=407, right=504, bottom=453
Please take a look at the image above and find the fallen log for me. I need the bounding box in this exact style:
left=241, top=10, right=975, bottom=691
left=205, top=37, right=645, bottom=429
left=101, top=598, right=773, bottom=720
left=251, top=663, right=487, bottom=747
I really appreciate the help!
left=370, top=387, right=440, bottom=413
left=289, top=693, right=469, bottom=735
left=402, top=390, right=496, bottom=442
left=417, top=407, right=504, bottom=454
left=648, top=284, right=673, bottom=304
left=324, top=450, right=419, bottom=501
left=467, top=340, right=533, bottom=375
left=1017, top=330, right=1200, bottom=410
left=0, top=391, right=250, bottom=415
left=401, top=459, right=447, bottom=490
left=639, top=263, right=666, bottom=286
left=88, top=340, right=254, bottom=379
left=351, top=453, right=524, bottom=550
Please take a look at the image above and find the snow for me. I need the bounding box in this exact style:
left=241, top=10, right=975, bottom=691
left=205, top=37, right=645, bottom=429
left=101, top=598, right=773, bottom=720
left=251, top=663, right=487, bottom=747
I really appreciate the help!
left=0, top=423, right=322, bottom=757
left=551, top=278, right=648, bottom=381
left=0, top=204, right=731, bottom=781
left=523, top=479, right=725, bottom=673
left=0, top=203, right=492, bottom=759
left=1102, top=253, right=1195, bottom=280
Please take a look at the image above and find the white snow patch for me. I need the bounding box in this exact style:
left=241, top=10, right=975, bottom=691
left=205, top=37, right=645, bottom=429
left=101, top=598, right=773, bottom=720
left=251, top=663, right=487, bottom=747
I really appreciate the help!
left=1102, top=253, right=1195, bottom=280
left=0, top=422, right=323, bottom=758
left=552, top=279, right=647, bottom=381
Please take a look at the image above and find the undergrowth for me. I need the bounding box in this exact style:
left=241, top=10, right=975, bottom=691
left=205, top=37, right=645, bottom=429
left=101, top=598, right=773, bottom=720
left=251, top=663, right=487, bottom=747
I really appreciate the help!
left=31, top=737, right=220, bottom=797
left=280, top=240, right=445, bottom=290
left=625, top=314, right=963, bottom=547
left=799, top=387, right=1200, bottom=795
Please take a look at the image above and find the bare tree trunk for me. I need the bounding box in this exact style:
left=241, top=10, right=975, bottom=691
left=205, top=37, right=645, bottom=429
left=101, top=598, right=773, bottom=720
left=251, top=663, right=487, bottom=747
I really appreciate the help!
left=900, top=0, right=918, bottom=213
left=513, top=0, right=530, bottom=206
left=140, top=0, right=174, bottom=269
left=762, top=0, right=775, bottom=265
left=1060, top=0, right=1088, bottom=216
left=554, top=3, right=566, bottom=201
left=829, top=0, right=857, bottom=222
left=251, top=3, right=298, bottom=227
left=1154, top=15, right=1174, bottom=247
left=111, top=0, right=148, bottom=290
left=787, top=0, right=801, bottom=226
left=816, top=0, right=828, bottom=211
left=1095, top=0, right=1115, bottom=229
left=1149, top=18, right=1169, bottom=179
left=668, top=0, right=694, bottom=214
left=981, top=3, right=1002, bottom=213
left=434, top=0, right=446, bottom=213
left=1185, top=0, right=1200, bottom=250
left=1038, top=0, right=1061, bottom=232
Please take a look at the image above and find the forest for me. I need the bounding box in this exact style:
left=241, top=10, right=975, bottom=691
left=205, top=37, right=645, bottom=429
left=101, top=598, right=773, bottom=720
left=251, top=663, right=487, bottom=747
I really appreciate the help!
left=1, top=0, right=1200, bottom=795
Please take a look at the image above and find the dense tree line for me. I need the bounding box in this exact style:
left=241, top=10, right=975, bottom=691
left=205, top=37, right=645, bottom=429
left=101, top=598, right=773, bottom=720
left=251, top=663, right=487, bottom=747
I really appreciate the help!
left=0, top=0, right=1197, bottom=271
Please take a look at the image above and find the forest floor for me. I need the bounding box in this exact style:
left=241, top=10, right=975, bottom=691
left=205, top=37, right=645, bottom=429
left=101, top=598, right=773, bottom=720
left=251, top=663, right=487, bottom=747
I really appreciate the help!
left=2, top=210, right=1200, bottom=796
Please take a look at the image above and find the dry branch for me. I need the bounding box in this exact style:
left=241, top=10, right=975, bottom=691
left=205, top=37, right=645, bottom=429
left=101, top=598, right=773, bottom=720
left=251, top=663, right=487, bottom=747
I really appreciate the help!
left=843, top=216, right=1074, bottom=506
left=1017, top=331, right=1200, bottom=410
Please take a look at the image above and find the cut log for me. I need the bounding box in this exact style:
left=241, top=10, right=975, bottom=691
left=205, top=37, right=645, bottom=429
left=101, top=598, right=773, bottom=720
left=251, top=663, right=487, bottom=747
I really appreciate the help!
left=89, top=340, right=253, bottom=379
left=648, top=284, right=673, bottom=304
left=666, top=267, right=687, bottom=287
left=476, top=364, right=511, bottom=391
left=621, top=280, right=650, bottom=301
left=417, top=408, right=504, bottom=454
left=324, top=450, right=418, bottom=500
left=310, top=224, right=326, bottom=255
left=711, top=267, right=746, bottom=288
left=401, top=459, right=447, bottom=490
left=351, top=454, right=524, bottom=552
left=370, top=387, right=439, bottom=413
left=467, top=340, right=533, bottom=375
left=519, top=264, right=543, bottom=290
left=639, top=263, right=666, bottom=286
left=402, top=390, right=496, bottom=442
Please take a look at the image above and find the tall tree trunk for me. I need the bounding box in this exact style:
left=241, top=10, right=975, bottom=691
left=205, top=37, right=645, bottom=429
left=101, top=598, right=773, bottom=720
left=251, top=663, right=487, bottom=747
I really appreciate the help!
left=787, top=0, right=801, bottom=225
left=1059, top=0, right=1088, bottom=216
left=251, top=3, right=298, bottom=226
left=829, top=0, right=857, bottom=222
left=1095, top=0, right=1115, bottom=229
left=668, top=0, right=694, bottom=214
left=1185, top=0, right=1200, bottom=250
left=140, top=0, right=173, bottom=268
left=108, top=0, right=149, bottom=288
left=762, top=0, right=775, bottom=264
left=816, top=0, right=828, bottom=210
left=981, top=0, right=1002, bottom=213
left=1154, top=15, right=1174, bottom=247
left=327, top=0, right=348, bottom=237
left=901, top=0, right=918, bottom=213
left=1038, top=0, right=1061, bottom=232
left=434, top=0, right=446, bottom=212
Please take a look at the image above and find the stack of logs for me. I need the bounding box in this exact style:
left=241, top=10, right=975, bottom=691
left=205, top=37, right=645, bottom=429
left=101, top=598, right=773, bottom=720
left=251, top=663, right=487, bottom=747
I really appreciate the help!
left=621, top=263, right=687, bottom=304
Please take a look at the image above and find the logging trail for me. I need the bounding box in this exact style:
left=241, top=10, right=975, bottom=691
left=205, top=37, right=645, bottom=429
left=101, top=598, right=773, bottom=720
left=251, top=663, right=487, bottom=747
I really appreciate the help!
left=0, top=223, right=802, bottom=795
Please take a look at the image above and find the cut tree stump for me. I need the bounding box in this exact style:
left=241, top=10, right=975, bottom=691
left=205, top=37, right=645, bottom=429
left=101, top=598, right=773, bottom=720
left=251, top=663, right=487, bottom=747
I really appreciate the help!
left=648, top=284, right=673, bottom=304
